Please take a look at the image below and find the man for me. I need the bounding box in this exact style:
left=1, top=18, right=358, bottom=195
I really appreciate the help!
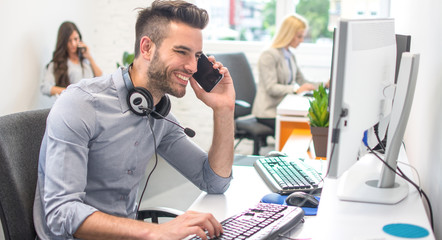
left=33, top=1, right=235, bottom=239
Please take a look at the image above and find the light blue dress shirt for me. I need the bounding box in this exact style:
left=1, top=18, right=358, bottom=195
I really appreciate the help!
left=282, top=48, right=293, bottom=84
left=33, top=67, right=232, bottom=239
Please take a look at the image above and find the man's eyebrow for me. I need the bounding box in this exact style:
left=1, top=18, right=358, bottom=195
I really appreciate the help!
left=173, top=45, right=191, bottom=51
left=173, top=45, right=203, bottom=55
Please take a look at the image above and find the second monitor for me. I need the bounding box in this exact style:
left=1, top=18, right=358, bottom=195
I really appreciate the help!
left=326, top=18, right=420, bottom=204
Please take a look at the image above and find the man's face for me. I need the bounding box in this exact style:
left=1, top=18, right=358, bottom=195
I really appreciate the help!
left=147, top=21, right=203, bottom=98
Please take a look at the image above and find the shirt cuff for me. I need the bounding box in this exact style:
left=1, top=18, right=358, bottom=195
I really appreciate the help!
left=293, top=85, right=300, bottom=94
left=203, top=160, right=232, bottom=194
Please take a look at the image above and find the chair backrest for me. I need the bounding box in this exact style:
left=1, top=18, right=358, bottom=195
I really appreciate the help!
left=0, top=109, right=50, bottom=240
left=211, top=52, right=257, bottom=119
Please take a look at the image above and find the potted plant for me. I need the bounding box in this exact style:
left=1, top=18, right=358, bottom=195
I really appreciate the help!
left=307, top=84, right=329, bottom=158
left=117, top=51, right=135, bottom=68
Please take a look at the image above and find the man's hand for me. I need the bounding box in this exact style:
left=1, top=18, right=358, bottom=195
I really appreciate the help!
left=189, top=55, right=236, bottom=113
left=74, top=210, right=222, bottom=240
left=150, top=211, right=223, bottom=240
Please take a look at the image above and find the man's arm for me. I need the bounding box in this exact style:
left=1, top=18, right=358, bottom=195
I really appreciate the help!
left=208, top=105, right=235, bottom=177
left=75, top=211, right=222, bottom=240
left=189, top=56, right=236, bottom=178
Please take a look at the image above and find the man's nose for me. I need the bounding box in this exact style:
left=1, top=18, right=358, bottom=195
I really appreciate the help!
left=185, top=56, right=198, bottom=74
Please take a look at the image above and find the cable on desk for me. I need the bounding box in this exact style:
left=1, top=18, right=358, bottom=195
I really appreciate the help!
left=368, top=131, right=433, bottom=231
left=366, top=146, right=434, bottom=231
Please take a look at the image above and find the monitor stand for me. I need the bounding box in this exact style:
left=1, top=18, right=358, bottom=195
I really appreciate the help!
left=337, top=154, right=408, bottom=204
left=336, top=52, right=420, bottom=205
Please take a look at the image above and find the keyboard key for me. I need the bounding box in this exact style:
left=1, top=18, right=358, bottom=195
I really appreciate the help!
left=187, top=202, right=304, bottom=240
left=254, top=156, right=323, bottom=195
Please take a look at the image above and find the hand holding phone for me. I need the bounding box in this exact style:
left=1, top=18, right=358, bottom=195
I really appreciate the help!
left=192, top=54, right=223, bottom=92
left=77, top=46, right=86, bottom=59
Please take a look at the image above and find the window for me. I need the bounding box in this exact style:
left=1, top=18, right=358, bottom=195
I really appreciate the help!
left=195, top=0, right=389, bottom=44
left=196, top=0, right=275, bottom=42
left=196, top=0, right=332, bottom=43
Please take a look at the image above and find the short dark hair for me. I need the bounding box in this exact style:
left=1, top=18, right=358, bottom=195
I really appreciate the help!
left=134, top=0, right=209, bottom=57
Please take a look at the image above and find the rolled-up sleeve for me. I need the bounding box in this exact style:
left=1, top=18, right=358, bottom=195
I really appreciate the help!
left=201, top=158, right=232, bottom=193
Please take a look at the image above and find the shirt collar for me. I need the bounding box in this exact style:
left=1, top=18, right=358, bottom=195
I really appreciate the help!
left=281, top=48, right=292, bottom=59
left=113, top=67, right=131, bottom=114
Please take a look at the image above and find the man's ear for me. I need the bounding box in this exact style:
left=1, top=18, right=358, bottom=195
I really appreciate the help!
left=140, top=36, right=155, bottom=60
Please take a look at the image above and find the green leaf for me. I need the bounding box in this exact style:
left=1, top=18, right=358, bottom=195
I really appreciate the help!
left=117, top=51, right=135, bottom=68
left=307, top=83, right=329, bottom=127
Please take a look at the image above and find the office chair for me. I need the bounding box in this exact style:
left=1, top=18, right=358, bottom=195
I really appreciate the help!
left=0, top=109, right=181, bottom=240
left=211, top=52, right=274, bottom=155
left=0, top=109, right=49, bottom=240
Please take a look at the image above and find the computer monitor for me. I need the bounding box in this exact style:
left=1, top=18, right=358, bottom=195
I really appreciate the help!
left=326, top=18, right=420, bottom=204
left=395, top=34, right=412, bottom=83
left=371, top=34, right=412, bottom=152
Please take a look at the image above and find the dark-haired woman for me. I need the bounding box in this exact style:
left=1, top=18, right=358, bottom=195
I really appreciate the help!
left=41, top=21, right=102, bottom=96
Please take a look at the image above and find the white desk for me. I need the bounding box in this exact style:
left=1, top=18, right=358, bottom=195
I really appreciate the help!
left=189, top=151, right=435, bottom=239
left=315, top=148, right=435, bottom=239
left=277, top=94, right=311, bottom=117
left=187, top=166, right=317, bottom=239
left=275, top=94, right=311, bottom=151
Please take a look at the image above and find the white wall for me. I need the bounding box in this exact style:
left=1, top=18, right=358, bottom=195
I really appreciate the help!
left=1, top=0, right=82, bottom=114
left=1, top=0, right=441, bottom=239
left=0, top=0, right=331, bottom=117
left=0, top=0, right=148, bottom=116
left=391, top=0, right=442, bottom=238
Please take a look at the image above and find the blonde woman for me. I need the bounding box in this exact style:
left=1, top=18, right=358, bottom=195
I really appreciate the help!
left=252, top=14, right=327, bottom=132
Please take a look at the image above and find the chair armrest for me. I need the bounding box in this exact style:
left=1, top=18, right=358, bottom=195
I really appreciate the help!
left=235, top=99, right=251, bottom=108
left=137, top=206, right=185, bottom=223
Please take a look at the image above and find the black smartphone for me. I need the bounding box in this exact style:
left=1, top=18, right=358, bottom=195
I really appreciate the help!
left=77, top=47, right=86, bottom=59
left=193, top=53, right=223, bottom=92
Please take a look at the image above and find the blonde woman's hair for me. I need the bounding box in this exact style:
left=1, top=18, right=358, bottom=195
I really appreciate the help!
left=272, top=14, right=308, bottom=49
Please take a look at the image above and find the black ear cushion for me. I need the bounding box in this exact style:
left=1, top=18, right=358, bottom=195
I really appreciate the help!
left=127, top=86, right=171, bottom=118
left=127, top=87, right=154, bottom=116
left=151, top=95, right=171, bottom=119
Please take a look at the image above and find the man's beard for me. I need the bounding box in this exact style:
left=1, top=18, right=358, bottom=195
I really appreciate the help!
left=147, top=51, right=186, bottom=98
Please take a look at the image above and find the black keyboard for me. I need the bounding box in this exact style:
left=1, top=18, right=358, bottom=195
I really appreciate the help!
left=189, top=202, right=304, bottom=240
left=254, top=156, right=323, bottom=195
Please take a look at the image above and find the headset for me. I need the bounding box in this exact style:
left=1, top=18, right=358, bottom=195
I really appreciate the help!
left=122, top=65, right=195, bottom=137
left=122, top=65, right=171, bottom=119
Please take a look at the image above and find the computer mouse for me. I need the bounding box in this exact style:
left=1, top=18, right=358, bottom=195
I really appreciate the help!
left=285, top=192, right=319, bottom=208
left=265, top=151, right=288, bottom=158
left=301, top=91, right=314, bottom=97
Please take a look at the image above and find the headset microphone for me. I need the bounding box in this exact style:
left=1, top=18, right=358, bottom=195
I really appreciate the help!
left=139, top=106, right=196, bottom=138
